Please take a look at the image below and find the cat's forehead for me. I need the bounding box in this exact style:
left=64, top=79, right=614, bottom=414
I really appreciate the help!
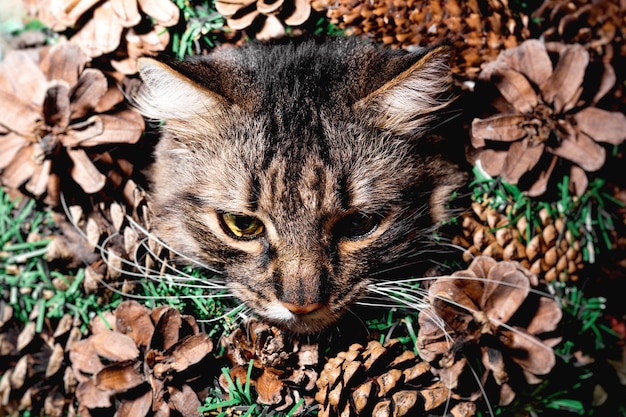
left=221, top=125, right=410, bottom=222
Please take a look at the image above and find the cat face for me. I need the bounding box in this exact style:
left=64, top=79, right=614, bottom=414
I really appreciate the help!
left=134, top=37, right=465, bottom=333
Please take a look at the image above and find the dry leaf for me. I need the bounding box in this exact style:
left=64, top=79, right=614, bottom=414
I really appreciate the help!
left=70, top=302, right=215, bottom=416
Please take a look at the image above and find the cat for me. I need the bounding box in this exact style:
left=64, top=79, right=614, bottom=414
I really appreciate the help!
left=133, top=36, right=467, bottom=334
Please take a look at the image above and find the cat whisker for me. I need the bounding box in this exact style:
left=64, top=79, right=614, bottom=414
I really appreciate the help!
left=97, top=232, right=227, bottom=293
left=363, top=286, right=430, bottom=310
left=348, top=307, right=372, bottom=334
left=131, top=237, right=227, bottom=289
left=368, top=274, right=558, bottom=351
left=218, top=305, right=258, bottom=330
left=368, top=257, right=440, bottom=278
left=372, top=274, right=556, bottom=301
left=365, top=274, right=432, bottom=304
left=125, top=216, right=223, bottom=274
left=60, top=194, right=230, bottom=303
left=367, top=241, right=463, bottom=276
left=364, top=286, right=506, bottom=417
left=195, top=303, right=250, bottom=325
left=463, top=357, right=496, bottom=417
left=429, top=291, right=558, bottom=356
left=430, top=107, right=464, bottom=131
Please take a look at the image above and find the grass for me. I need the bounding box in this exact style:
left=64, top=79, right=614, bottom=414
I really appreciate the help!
left=133, top=264, right=244, bottom=338
left=171, top=0, right=226, bottom=60
left=0, top=186, right=309, bottom=417
left=0, top=193, right=124, bottom=337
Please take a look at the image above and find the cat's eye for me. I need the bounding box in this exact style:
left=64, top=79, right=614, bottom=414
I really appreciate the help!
left=220, top=212, right=265, bottom=239
left=334, top=211, right=382, bottom=240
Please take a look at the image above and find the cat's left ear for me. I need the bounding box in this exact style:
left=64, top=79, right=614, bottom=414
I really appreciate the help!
left=356, top=46, right=453, bottom=136
left=133, top=57, right=228, bottom=122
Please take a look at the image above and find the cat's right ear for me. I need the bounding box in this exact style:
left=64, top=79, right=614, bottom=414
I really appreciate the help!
left=354, top=46, right=453, bottom=137
left=133, top=58, right=227, bottom=121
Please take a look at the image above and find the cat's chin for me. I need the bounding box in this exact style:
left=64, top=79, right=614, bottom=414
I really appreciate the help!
left=262, top=302, right=340, bottom=334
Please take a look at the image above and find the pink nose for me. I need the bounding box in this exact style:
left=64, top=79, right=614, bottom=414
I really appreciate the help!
left=281, top=302, right=323, bottom=315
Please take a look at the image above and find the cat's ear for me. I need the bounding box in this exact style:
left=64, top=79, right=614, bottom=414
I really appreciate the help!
left=133, top=57, right=227, bottom=121
left=356, top=46, right=453, bottom=136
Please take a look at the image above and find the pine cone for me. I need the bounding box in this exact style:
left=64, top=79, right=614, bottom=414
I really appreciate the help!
left=44, top=180, right=170, bottom=297
left=417, top=256, right=562, bottom=406
left=69, top=300, right=216, bottom=417
left=533, top=0, right=626, bottom=111
left=215, top=0, right=312, bottom=40
left=110, top=26, right=171, bottom=75
left=0, top=306, right=83, bottom=417
left=533, top=0, right=625, bottom=59
left=468, top=39, right=626, bottom=197
left=453, top=203, right=586, bottom=282
left=0, top=41, right=145, bottom=205
left=315, top=338, right=476, bottom=417
left=311, top=0, right=531, bottom=79
left=219, top=317, right=319, bottom=412
left=22, top=0, right=179, bottom=74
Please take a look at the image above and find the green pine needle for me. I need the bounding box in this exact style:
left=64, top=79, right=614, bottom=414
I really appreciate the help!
left=171, top=0, right=225, bottom=59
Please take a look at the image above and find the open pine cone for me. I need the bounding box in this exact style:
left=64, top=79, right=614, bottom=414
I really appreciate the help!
left=533, top=0, right=626, bottom=111
left=69, top=301, right=216, bottom=417
left=0, top=41, right=145, bottom=205
left=21, top=0, right=179, bottom=74
left=216, top=0, right=311, bottom=40
left=0, top=307, right=83, bottom=417
left=315, top=338, right=476, bottom=417
left=310, top=0, right=531, bottom=78
left=417, top=256, right=562, bottom=406
left=219, top=317, right=319, bottom=413
left=468, top=39, right=626, bottom=197
left=533, top=0, right=625, bottom=60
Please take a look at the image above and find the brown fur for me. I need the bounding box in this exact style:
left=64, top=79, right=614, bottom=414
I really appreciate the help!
left=134, top=37, right=466, bottom=333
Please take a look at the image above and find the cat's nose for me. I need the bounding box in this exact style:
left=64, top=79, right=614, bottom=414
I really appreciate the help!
left=281, top=302, right=323, bottom=315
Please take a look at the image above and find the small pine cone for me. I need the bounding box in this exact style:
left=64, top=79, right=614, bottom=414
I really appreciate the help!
left=22, top=0, right=179, bottom=74
left=45, top=181, right=168, bottom=294
left=69, top=301, right=216, bottom=417
left=216, top=0, right=312, bottom=40
left=312, top=0, right=531, bottom=79
left=315, top=339, right=476, bottom=417
left=0, top=41, right=145, bottom=205
left=452, top=203, right=587, bottom=282
left=0, top=304, right=83, bottom=417
left=219, top=317, right=319, bottom=412
left=468, top=39, right=626, bottom=197
left=418, top=256, right=562, bottom=406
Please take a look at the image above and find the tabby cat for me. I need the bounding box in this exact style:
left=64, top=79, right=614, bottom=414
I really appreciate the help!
left=134, top=37, right=466, bottom=334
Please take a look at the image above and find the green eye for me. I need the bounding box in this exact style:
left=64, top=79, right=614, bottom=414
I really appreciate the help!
left=220, top=212, right=265, bottom=239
